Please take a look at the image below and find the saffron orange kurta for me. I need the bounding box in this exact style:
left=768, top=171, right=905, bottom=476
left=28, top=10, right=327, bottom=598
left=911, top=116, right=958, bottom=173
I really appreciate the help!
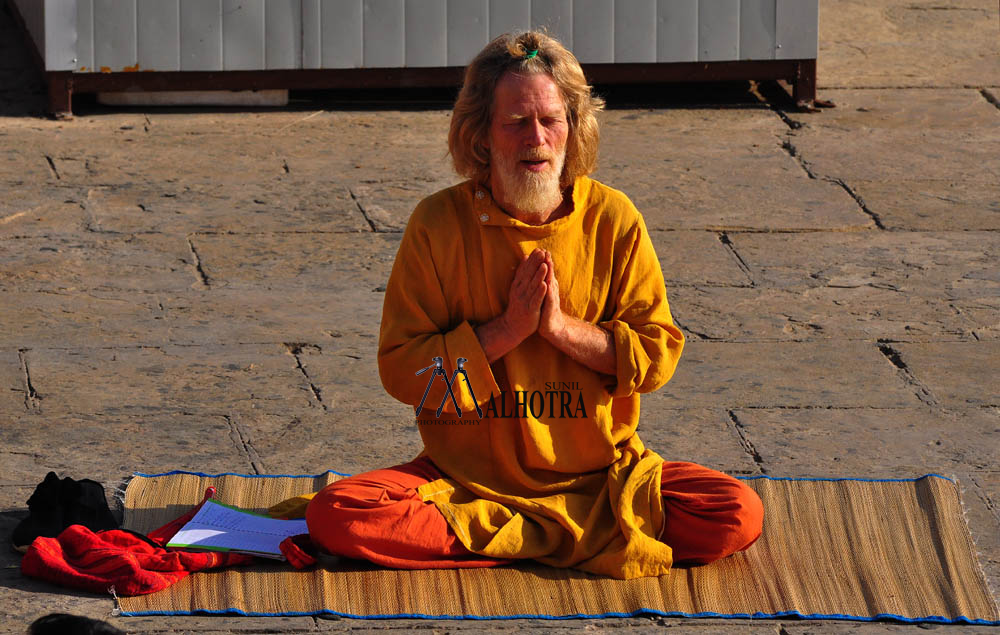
left=377, top=176, right=685, bottom=579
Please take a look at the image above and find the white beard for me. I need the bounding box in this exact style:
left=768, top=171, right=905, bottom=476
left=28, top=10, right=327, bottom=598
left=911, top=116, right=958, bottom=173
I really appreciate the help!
left=491, top=148, right=566, bottom=218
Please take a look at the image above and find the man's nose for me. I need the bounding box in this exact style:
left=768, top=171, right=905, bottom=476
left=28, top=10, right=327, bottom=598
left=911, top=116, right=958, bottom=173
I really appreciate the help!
left=524, top=119, right=546, bottom=146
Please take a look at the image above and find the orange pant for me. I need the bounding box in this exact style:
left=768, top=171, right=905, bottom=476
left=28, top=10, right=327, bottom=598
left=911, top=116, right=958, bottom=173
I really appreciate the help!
left=305, top=457, right=762, bottom=569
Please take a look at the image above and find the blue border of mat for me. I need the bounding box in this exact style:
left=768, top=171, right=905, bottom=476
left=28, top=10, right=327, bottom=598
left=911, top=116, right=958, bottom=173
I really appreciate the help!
left=122, top=471, right=999, bottom=625
left=133, top=469, right=353, bottom=478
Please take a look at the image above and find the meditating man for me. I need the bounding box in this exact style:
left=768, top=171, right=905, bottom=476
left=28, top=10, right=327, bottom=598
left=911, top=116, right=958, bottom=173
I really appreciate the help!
left=305, top=31, right=763, bottom=579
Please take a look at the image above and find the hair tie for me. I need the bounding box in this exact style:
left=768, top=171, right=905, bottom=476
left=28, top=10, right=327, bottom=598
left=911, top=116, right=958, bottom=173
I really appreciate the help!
left=524, top=49, right=539, bottom=59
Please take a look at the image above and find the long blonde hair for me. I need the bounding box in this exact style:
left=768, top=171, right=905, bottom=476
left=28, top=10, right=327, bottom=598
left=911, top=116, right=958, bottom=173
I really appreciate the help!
left=448, top=31, right=605, bottom=188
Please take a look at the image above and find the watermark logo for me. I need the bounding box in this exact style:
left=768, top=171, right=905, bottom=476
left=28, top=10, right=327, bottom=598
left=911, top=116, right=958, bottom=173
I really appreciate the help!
left=482, top=382, right=588, bottom=419
left=415, top=355, right=588, bottom=422
left=415, top=356, right=483, bottom=419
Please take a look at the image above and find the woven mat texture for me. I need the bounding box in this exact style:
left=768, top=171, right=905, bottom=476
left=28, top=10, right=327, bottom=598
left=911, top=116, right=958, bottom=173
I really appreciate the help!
left=119, top=471, right=1000, bottom=623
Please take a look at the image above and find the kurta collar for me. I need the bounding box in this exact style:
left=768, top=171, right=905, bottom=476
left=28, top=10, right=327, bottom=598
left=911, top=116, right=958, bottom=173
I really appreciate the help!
left=472, top=176, right=593, bottom=236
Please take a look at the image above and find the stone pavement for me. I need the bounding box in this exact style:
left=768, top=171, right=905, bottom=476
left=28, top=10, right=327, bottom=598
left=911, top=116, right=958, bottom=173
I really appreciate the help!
left=1, top=1, right=997, bottom=633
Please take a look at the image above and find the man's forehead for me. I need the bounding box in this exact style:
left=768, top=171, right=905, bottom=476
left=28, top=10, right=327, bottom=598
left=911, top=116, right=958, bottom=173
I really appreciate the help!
left=493, top=72, right=566, bottom=115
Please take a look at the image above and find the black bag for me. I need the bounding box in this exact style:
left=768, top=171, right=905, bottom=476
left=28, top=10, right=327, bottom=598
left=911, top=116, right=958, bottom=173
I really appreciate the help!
left=29, top=613, right=125, bottom=635
left=11, top=472, right=118, bottom=552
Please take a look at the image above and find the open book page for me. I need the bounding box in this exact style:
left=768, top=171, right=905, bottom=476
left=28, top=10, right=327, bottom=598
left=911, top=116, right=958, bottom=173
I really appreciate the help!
left=166, top=499, right=308, bottom=559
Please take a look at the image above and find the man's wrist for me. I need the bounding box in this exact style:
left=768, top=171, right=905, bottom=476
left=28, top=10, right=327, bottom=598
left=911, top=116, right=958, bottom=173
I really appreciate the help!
left=499, top=311, right=529, bottom=347
left=497, top=312, right=529, bottom=353
left=539, top=314, right=567, bottom=345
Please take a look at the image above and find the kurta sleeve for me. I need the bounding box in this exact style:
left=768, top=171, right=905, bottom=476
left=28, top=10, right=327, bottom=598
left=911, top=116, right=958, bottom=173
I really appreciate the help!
left=377, top=199, right=501, bottom=415
left=599, top=213, right=684, bottom=398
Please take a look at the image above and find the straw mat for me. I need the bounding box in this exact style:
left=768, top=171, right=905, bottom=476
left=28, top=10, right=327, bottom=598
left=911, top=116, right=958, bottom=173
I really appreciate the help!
left=120, top=471, right=1000, bottom=624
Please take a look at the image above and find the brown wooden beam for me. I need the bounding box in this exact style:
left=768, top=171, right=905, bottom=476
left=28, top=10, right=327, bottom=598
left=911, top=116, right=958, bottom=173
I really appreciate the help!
left=43, top=59, right=815, bottom=116
left=583, top=60, right=801, bottom=85
left=793, top=59, right=817, bottom=110
left=64, top=60, right=804, bottom=93
left=46, top=72, right=73, bottom=119
left=66, top=67, right=466, bottom=93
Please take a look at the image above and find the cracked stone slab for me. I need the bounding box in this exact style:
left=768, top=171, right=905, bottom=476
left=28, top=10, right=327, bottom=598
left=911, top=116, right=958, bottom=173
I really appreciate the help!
left=243, top=408, right=422, bottom=477
left=601, top=107, right=786, bottom=135
left=279, top=112, right=458, bottom=228
left=22, top=345, right=316, bottom=417
left=1, top=349, right=26, bottom=416
left=245, top=343, right=422, bottom=475
left=652, top=231, right=751, bottom=287
left=850, top=179, right=1000, bottom=231
left=279, top=110, right=454, bottom=171
left=1, top=413, right=249, bottom=489
left=631, top=407, right=760, bottom=475
left=670, top=286, right=975, bottom=343
left=955, top=297, right=1000, bottom=340
left=726, top=231, right=1000, bottom=299
left=0, top=568, right=116, bottom=635
left=189, top=232, right=398, bottom=290
left=0, top=148, right=53, bottom=183
left=732, top=407, right=999, bottom=477
left=0, top=290, right=166, bottom=349
left=0, top=186, right=85, bottom=237
left=659, top=341, right=919, bottom=408
left=290, top=339, right=392, bottom=409
left=780, top=622, right=1000, bottom=635
left=350, top=176, right=459, bottom=231
left=235, top=109, right=452, bottom=169
left=158, top=288, right=384, bottom=346
left=0, top=453, right=53, bottom=509
left=964, top=470, right=1000, bottom=586
left=786, top=89, right=1000, bottom=131
left=39, top=108, right=458, bottom=189
left=818, top=0, right=1000, bottom=88
left=111, top=109, right=344, bottom=137
left=0, top=510, right=24, bottom=569
left=84, top=180, right=370, bottom=234
left=892, top=342, right=1000, bottom=406
left=42, top=154, right=103, bottom=183
left=780, top=89, right=999, bottom=231
left=594, top=124, right=870, bottom=231
left=786, top=127, right=1000, bottom=184
left=18, top=124, right=286, bottom=186
left=0, top=235, right=195, bottom=293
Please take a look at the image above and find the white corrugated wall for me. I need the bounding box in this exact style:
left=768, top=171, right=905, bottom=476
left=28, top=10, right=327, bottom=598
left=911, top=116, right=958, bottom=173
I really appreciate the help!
left=22, top=0, right=818, bottom=73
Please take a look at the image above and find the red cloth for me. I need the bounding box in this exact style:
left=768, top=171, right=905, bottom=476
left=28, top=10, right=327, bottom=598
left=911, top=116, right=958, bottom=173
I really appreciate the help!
left=279, top=534, right=319, bottom=569
left=21, top=524, right=253, bottom=595
left=20, top=488, right=251, bottom=596
left=306, top=457, right=762, bottom=569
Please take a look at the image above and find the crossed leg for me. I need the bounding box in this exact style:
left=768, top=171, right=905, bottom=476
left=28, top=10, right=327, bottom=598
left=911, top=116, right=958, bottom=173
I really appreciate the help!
left=306, top=456, right=762, bottom=569
left=305, top=456, right=509, bottom=568
left=658, top=461, right=763, bottom=564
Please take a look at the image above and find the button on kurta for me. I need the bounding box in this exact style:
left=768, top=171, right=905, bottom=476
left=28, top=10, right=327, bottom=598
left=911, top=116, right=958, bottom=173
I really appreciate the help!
left=475, top=191, right=485, bottom=200
left=480, top=213, right=489, bottom=222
